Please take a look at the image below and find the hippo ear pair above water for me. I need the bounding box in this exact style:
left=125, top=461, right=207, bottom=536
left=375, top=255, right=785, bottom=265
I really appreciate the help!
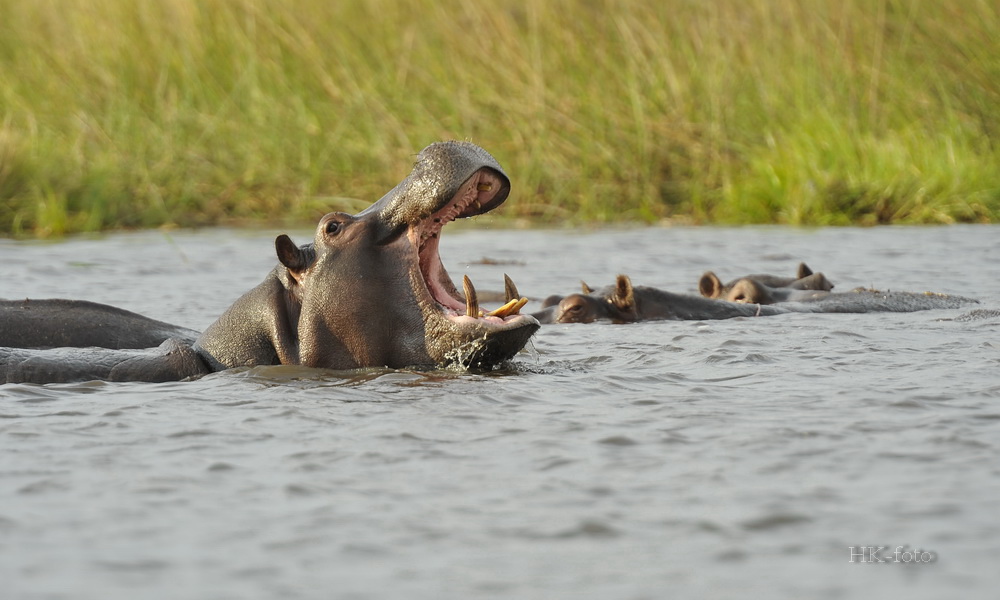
left=699, top=262, right=833, bottom=303
left=541, top=275, right=640, bottom=324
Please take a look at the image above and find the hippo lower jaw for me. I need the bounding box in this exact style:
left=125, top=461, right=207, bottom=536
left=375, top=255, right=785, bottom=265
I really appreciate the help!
left=408, top=168, right=540, bottom=369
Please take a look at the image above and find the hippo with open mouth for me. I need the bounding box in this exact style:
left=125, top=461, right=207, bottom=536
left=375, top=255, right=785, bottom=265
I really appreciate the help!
left=0, top=141, right=540, bottom=383
left=195, top=140, right=538, bottom=372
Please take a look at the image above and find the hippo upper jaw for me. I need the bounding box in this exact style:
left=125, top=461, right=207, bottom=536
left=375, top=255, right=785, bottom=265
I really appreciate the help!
left=361, top=141, right=512, bottom=242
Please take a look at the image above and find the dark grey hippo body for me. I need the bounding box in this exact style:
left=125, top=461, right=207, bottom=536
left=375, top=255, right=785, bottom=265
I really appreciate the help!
left=780, top=288, right=978, bottom=313
left=0, top=299, right=200, bottom=349
left=535, top=274, right=978, bottom=324
left=1, top=141, right=540, bottom=384
left=1, top=340, right=209, bottom=384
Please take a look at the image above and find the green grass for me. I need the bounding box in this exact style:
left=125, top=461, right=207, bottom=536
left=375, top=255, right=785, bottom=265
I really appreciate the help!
left=1, top=0, right=998, bottom=236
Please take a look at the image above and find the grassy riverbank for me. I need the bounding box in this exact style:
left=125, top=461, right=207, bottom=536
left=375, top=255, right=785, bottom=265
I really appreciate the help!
left=1, top=0, right=998, bottom=236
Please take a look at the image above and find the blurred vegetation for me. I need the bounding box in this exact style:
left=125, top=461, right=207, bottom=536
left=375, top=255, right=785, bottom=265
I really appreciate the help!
left=0, top=0, right=998, bottom=237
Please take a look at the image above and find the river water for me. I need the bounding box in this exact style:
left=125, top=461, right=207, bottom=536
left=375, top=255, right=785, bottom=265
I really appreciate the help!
left=1, top=224, right=998, bottom=599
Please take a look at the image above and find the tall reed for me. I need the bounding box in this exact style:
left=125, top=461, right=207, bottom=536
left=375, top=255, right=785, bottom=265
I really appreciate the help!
left=1, top=0, right=997, bottom=236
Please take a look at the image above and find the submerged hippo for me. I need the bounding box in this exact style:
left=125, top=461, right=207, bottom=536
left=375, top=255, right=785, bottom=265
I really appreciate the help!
left=699, top=262, right=834, bottom=300
left=535, top=275, right=787, bottom=324
left=1, top=141, right=540, bottom=384
left=724, top=277, right=832, bottom=304
left=536, top=274, right=977, bottom=324
left=535, top=262, right=835, bottom=320
left=0, top=299, right=200, bottom=349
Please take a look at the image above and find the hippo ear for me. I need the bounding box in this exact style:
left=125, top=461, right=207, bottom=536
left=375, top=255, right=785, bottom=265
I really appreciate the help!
left=580, top=281, right=594, bottom=294
left=797, top=262, right=813, bottom=278
left=275, top=235, right=313, bottom=284
left=610, top=274, right=635, bottom=311
left=699, top=272, right=723, bottom=298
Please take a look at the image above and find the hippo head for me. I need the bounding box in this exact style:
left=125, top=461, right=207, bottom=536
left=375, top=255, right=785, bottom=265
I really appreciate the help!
left=554, top=294, right=606, bottom=323
left=270, top=141, right=539, bottom=370
left=555, top=275, right=639, bottom=324
left=725, top=271, right=834, bottom=305
left=724, top=278, right=773, bottom=304
left=699, top=262, right=821, bottom=299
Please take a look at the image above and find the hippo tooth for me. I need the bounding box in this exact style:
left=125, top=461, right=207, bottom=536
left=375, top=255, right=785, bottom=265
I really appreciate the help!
left=463, top=275, right=481, bottom=318
left=487, top=299, right=519, bottom=317
left=503, top=274, right=520, bottom=303
left=477, top=182, right=493, bottom=191
left=486, top=297, right=529, bottom=318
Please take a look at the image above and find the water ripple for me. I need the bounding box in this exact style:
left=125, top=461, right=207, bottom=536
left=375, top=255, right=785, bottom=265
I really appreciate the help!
left=3, top=226, right=999, bottom=600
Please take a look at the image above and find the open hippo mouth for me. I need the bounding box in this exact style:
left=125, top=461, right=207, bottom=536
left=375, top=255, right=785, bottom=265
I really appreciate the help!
left=407, top=167, right=540, bottom=368
left=349, top=141, right=539, bottom=369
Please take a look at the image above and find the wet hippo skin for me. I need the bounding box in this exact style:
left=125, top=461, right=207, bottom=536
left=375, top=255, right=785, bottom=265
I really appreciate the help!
left=1, top=142, right=539, bottom=384
left=0, top=299, right=200, bottom=349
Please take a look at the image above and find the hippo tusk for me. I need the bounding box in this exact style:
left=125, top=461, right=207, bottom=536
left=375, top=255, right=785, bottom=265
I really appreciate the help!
left=464, top=274, right=529, bottom=318
left=503, top=274, right=520, bottom=304
left=477, top=182, right=493, bottom=191
left=496, top=273, right=529, bottom=316
left=463, top=275, right=481, bottom=318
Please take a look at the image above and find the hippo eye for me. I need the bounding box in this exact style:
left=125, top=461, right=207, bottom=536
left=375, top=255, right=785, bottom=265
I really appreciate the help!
left=325, top=220, right=341, bottom=235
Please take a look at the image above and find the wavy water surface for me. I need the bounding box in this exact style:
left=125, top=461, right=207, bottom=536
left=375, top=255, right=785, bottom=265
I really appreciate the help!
left=1, top=225, right=998, bottom=599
